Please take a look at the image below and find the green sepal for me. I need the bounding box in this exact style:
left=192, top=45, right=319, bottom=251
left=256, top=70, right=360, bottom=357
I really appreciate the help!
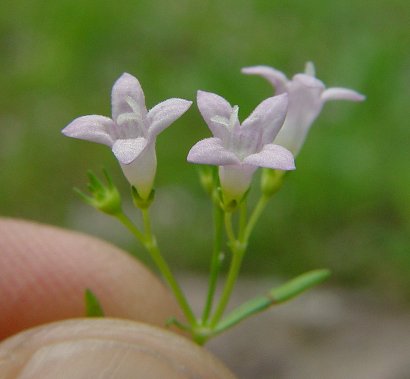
left=131, top=186, right=155, bottom=209
left=218, top=186, right=250, bottom=213
left=76, top=169, right=122, bottom=215
left=221, top=198, right=238, bottom=213
left=214, top=269, right=330, bottom=335
left=84, top=288, right=105, bottom=317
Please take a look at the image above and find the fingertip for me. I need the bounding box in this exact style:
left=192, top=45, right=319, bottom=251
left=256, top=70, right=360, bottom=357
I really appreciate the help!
left=0, top=218, right=182, bottom=340
left=0, top=319, right=237, bottom=378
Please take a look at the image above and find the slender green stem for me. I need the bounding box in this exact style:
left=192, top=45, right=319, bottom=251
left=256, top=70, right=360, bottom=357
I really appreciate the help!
left=201, top=203, right=224, bottom=322
left=140, top=208, right=197, bottom=326
left=209, top=244, right=245, bottom=327
left=209, top=195, right=269, bottom=328
left=141, top=208, right=152, bottom=238
left=238, top=200, right=247, bottom=242
left=243, top=195, right=269, bottom=242
left=224, top=211, right=236, bottom=244
left=209, top=210, right=247, bottom=327
left=115, top=210, right=196, bottom=326
left=115, top=212, right=145, bottom=245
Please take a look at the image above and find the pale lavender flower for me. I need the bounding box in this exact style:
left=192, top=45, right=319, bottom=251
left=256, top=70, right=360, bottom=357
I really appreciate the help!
left=188, top=91, right=295, bottom=202
left=62, top=73, right=192, bottom=199
left=242, top=62, right=365, bottom=156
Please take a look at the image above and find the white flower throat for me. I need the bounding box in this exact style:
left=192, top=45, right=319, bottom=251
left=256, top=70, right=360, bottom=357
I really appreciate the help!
left=210, top=106, right=258, bottom=160
left=211, top=105, right=247, bottom=156
left=115, top=96, right=146, bottom=139
left=211, top=105, right=239, bottom=131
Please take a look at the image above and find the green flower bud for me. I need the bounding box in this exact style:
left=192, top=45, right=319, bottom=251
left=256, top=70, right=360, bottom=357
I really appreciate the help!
left=75, top=169, right=122, bottom=215
left=260, top=169, right=285, bottom=198
left=198, top=166, right=216, bottom=197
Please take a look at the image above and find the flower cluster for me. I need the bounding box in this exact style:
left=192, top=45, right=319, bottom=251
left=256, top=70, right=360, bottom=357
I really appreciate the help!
left=63, top=65, right=363, bottom=203
left=62, top=63, right=364, bottom=344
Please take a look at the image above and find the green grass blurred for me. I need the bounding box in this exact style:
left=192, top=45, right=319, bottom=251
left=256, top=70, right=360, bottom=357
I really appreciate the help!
left=1, top=0, right=409, bottom=299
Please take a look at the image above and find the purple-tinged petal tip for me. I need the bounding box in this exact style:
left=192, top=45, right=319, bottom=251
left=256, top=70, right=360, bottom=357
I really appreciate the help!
left=241, top=93, right=288, bottom=146
left=196, top=90, right=233, bottom=140
left=241, top=65, right=288, bottom=94
left=62, top=115, right=115, bottom=146
left=111, top=73, right=147, bottom=122
left=187, top=138, right=240, bottom=166
left=243, top=144, right=295, bottom=171
left=321, top=87, right=366, bottom=102
left=148, top=98, right=192, bottom=138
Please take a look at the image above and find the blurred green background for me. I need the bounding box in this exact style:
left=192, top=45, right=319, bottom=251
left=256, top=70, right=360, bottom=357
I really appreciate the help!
left=1, top=0, right=409, bottom=300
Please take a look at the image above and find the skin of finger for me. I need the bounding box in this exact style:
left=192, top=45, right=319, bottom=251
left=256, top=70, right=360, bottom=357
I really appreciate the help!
left=0, top=218, right=184, bottom=341
left=0, top=318, right=237, bottom=378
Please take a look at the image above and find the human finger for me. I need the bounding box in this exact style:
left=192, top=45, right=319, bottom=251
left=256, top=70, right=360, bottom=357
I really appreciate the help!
left=0, top=318, right=236, bottom=378
left=0, top=218, right=183, bottom=340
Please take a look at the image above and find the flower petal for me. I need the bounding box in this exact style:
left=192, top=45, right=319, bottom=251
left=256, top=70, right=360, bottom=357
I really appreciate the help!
left=219, top=164, right=256, bottom=202
left=272, top=74, right=326, bottom=156
left=197, top=90, right=233, bottom=141
left=147, top=98, right=192, bottom=138
left=304, top=61, right=316, bottom=77
left=112, top=137, right=148, bottom=165
left=321, top=87, right=366, bottom=102
left=187, top=138, right=240, bottom=166
left=111, top=73, right=147, bottom=123
left=62, top=115, right=115, bottom=146
left=241, top=66, right=288, bottom=94
left=241, top=93, right=288, bottom=150
left=243, top=144, right=295, bottom=171
left=119, top=143, right=157, bottom=199
left=291, top=73, right=325, bottom=91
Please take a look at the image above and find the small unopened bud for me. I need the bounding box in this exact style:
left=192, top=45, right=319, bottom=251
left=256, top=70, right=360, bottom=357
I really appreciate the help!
left=260, top=169, right=285, bottom=197
left=75, top=169, right=122, bottom=215
left=198, top=166, right=216, bottom=196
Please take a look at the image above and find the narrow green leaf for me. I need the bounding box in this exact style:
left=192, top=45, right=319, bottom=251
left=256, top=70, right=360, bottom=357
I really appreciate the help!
left=214, top=269, right=330, bottom=335
left=84, top=288, right=105, bottom=317
left=269, top=268, right=331, bottom=303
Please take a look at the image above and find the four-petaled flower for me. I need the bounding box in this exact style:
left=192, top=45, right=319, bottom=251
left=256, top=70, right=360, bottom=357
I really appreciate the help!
left=62, top=73, right=192, bottom=199
left=241, top=62, right=365, bottom=156
left=187, top=91, right=295, bottom=203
